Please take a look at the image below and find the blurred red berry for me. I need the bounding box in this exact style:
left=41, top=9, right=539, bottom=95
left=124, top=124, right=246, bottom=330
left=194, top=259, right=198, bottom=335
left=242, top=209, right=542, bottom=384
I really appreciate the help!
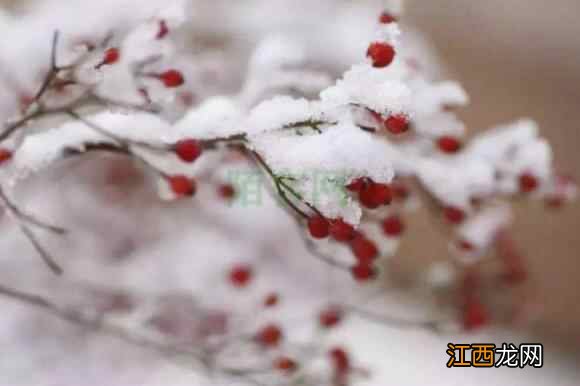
left=350, top=236, right=379, bottom=264
left=456, top=239, right=475, bottom=252
left=381, top=215, right=405, bottom=237
left=174, top=139, right=202, bottom=163
left=159, top=69, right=184, bottom=88
left=346, top=177, right=367, bottom=192
left=329, top=347, right=350, bottom=373
left=264, top=293, right=279, bottom=307
left=229, top=264, right=253, bottom=288
left=256, top=324, right=283, bottom=348
left=379, top=11, right=397, bottom=24
left=366, top=42, right=396, bottom=68
left=0, top=148, right=12, bottom=164
left=218, top=184, right=236, bottom=200
left=462, top=299, right=489, bottom=330
left=274, top=356, right=297, bottom=373
left=437, top=136, right=462, bottom=153
left=319, top=306, right=343, bottom=329
left=518, top=172, right=539, bottom=193
left=351, top=263, right=376, bottom=282
left=102, top=47, right=120, bottom=65
left=156, top=20, right=169, bottom=39
left=391, top=181, right=410, bottom=201
left=444, top=206, right=466, bottom=224
left=168, top=175, right=195, bottom=197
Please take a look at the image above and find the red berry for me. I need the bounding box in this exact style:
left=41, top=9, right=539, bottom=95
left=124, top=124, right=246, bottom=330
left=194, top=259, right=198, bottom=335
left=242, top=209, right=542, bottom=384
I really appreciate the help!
left=174, top=139, right=202, bottom=163
left=502, top=258, right=528, bottom=285
left=159, top=69, right=184, bottom=88
left=379, top=11, right=397, bottom=24
left=381, top=215, right=405, bottom=237
left=102, top=47, right=120, bottom=65
left=437, top=136, right=462, bottom=153
left=456, top=239, right=475, bottom=252
left=329, top=347, right=350, bottom=373
left=0, top=148, right=12, bottom=164
left=462, top=299, right=489, bottom=330
left=351, top=263, right=376, bottom=282
left=229, top=264, right=253, bottom=288
left=346, top=177, right=367, bottom=192
left=274, top=356, right=297, bottom=373
left=391, top=181, right=410, bottom=201
left=519, top=172, right=538, bottom=193
left=156, top=20, right=169, bottom=39
left=308, top=215, right=330, bottom=239
left=264, top=293, right=279, bottom=308
left=168, top=175, right=195, bottom=197
left=256, top=324, right=283, bottom=348
left=545, top=195, right=564, bottom=209
left=366, top=42, right=396, bottom=68
left=319, top=306, right=343, bottom=329
left=385, top=114, right=409, bottom=134
left=350, top=236, right=379, bottom=264
left=444, top=206, right=466, bottom=225
left=359, top=182, right=392, bottom=209
left=218, top=184, right=236, bottom=200
left=330, top=218, right=355, bottom=242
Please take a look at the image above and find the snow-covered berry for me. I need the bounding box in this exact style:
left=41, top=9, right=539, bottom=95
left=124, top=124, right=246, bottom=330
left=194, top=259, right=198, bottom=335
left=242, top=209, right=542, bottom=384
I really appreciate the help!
left=379, top=11, right=397, bottom=24
left=366, top=42, right=396, bottom=68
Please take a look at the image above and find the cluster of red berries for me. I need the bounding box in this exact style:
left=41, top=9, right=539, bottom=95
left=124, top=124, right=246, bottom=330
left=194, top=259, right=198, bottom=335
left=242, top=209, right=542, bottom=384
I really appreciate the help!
left=307, top=215, right=379, bottom=282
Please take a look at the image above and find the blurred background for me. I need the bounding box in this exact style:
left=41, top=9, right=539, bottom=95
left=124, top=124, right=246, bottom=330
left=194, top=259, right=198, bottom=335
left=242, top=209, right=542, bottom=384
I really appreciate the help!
left=405, top=0, right=580, bottom=347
